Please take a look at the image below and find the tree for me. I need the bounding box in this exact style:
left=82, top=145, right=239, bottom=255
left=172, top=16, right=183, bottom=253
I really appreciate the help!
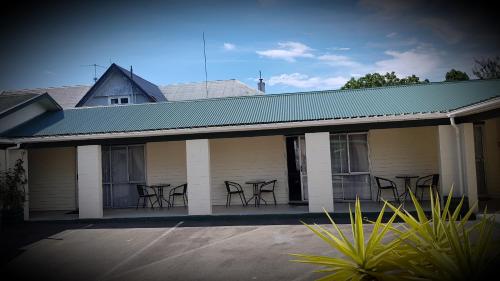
left=445, top=69, right=469, bottom=81
left=341, top=72, right=429, bottom=90
left=472, top=56, right=500, bottom=79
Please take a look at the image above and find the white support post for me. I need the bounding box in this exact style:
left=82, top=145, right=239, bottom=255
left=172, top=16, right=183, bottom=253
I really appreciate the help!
left=305, top=132, right=334, bottom=212
left=77, top=145, right=103, bottom=219
left=7, top=149, right=29, bottom=220
left=438, top=125, right=461, bottom=197
left=460, top=123, right=478, bottom=212
left=186, top=139, right=212, bottom=215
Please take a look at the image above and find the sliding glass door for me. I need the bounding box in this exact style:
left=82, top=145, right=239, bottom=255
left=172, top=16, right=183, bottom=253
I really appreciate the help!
left=102, top=145, right=145, bottom=208
left=330, top=133, right=371, bottom=200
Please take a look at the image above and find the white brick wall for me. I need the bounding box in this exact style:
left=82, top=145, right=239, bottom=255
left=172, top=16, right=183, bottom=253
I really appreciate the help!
left=146, top=141, right=187, bottom=206
left=77, top=145, right=103, bottom=218
left=146, top=136, right=288, bottom=207
left=186, top=139, right=212, bottom=215
left=28, top=147, right=77, bottom=211
left=369, top=126, right=440, bottom=199
left=305, top=132, right=334, bottom=212
left=210, top=136, right=288, bottom=206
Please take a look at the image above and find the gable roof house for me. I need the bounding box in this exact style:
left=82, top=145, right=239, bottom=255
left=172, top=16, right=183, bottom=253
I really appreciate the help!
left=0, top=65, right=499, bottom=220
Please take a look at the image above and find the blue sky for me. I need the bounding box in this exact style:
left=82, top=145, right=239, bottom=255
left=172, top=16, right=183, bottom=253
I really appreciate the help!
left=0, top=0, right=498, bottom=94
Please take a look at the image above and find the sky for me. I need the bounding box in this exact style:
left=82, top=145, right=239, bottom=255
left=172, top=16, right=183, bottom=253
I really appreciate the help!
left=0, top=0, right=498, bottom=94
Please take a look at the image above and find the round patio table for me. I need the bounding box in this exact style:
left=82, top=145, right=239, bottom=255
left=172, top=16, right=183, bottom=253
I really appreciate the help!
left=395, top=175, right=418, bottom=202
left=148, top=184, right=171, bottom=208
left=245, top=180, right=267, bottom=207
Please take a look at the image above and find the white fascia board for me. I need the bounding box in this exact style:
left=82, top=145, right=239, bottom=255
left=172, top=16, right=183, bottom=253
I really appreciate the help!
left=9, top=112, right=447, bottom=144
left=447, top=96, right=500, bottom=117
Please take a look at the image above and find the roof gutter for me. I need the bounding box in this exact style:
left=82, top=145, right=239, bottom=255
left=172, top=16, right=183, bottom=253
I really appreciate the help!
left=3, top=112, right=447, bottom=144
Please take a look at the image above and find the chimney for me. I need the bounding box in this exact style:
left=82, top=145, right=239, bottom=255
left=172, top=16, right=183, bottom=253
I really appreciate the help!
left=130, top=65, right=133, bottom=80
left=258, top=70, right=265, bottom=93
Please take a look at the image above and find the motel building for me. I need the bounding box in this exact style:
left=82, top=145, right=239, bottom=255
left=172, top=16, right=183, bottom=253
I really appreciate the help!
left=1, top=64, right=499, bottom=220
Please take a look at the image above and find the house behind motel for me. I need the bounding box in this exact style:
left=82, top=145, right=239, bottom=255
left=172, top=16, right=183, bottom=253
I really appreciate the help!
left=0, top=64, right=499, bottom=220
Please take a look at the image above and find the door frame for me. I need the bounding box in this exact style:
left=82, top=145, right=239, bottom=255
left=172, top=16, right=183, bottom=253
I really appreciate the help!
left=103, top=144, right=146, bottom=208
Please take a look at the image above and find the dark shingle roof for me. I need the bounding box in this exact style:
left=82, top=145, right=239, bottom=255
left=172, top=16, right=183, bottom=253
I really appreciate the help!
left=3, top=79, right=500, bottom=138
left=1, top=80, right=261, bottom=109
left=0, top=93, right=40, bottom=113
left=114, top=65, right=166, bottom=102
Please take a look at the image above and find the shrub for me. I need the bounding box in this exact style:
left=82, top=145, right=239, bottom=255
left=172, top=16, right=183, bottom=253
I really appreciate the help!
left=291, top=188, right=499, bottom=281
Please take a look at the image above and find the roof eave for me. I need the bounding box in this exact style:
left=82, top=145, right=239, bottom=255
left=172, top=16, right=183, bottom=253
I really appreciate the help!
left=447, top=96, right=500, bottom=117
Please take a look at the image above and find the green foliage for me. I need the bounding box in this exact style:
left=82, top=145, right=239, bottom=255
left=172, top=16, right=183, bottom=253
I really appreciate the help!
left=472, top=56, right=500, bottom=80
left=341, top=72, right=429, bottom=90
left=290, top=200, right=415, bottom=281
left=445, top=69, right=469, bottom=81
left=0, top=157, right=27, bottom=211
left=292, top=188, right=499, bottom=281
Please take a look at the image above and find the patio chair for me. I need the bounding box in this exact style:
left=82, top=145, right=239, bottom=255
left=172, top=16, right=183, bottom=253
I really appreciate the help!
left=224, top=181, right=247, bottom=207
left=415, top=174, right=439, bottom=201
left=169, top=183, right=188, bottom=207
left=259, top=180, right=277, bottom=206
left=374, top=176, right=400, bottom=203
left=136, top=184, right=157, bottom=209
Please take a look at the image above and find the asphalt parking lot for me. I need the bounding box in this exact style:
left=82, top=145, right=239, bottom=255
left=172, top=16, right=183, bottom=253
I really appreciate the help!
left=0, top=218, right=341, bottom=281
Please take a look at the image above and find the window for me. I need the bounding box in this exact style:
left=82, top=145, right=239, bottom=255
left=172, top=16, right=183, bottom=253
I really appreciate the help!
left=108, top=96, right=130, bottom=105
left=330, top=133, right=371, bottom=200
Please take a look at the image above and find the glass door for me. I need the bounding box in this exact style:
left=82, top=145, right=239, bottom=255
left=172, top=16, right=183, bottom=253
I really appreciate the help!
left=330, top=133, right=371, bottom=200
left=102, top=145, right=145, bottom=208
left=286, top=136, right=308, bottom=202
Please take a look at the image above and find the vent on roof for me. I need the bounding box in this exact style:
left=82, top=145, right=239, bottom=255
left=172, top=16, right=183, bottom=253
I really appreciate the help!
left=258, top=71, right=266, bottom=93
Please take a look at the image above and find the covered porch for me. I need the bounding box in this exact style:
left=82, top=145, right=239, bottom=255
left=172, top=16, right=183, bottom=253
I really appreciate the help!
left=17, top=121, right=484, bottom=221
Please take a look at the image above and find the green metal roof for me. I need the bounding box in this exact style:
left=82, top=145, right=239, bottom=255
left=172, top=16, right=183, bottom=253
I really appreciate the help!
left=3, top=79, right=500, bottom=138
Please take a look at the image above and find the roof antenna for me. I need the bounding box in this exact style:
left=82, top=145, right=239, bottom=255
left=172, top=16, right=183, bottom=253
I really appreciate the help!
left=80, top=64, right=105, bottom=83
left=203, top=32, right=208, bottom=98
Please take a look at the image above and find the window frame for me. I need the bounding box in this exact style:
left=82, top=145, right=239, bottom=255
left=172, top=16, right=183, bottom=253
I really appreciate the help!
left=330, top=132, right=370, bottom=176
left=108, top=96, right=130, bottom=105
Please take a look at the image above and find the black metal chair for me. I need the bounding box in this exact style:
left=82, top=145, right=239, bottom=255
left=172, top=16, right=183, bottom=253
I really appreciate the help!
left=259, top=180, right=277, bottom=206
left=169, top=183, right=188, bottom=207
left=224, top=181, right=247, bottom=207
left=374, top=176, right=400, bottom=203
left=136, top=184, right=157, bottom=209
left=415, top=174, right=440, bottom=201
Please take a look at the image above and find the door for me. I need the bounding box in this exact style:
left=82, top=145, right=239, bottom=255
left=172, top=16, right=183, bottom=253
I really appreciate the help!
left=474, top=124, right=487, bottom=197
left=102, top=145, right=145, bottom=208
left=286, top=136, right=308, bottom=202
left=331, top=133, right=371, bottom=201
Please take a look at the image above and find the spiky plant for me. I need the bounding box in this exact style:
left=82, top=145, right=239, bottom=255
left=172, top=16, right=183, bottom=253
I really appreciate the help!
left=385, top=188, right=499, bottom=281
left=290, top=199, right=417, bottom=281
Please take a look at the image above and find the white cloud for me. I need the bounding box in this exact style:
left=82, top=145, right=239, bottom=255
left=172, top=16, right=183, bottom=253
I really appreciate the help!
left=256, top=42, right=314, bottom=62
left=268, top=73, right=349, bottom=89
left=375, top=46, right=441, bottom=78
left=223, top=43, right=236, bottom=50
left=331, top=47, right=350, bottom=51
left=318, top=54, right=362, bottom=68
left=386, top=32, right=398, bottom=38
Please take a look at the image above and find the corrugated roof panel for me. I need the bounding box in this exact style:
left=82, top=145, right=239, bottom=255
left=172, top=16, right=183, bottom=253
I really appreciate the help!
left=2, top=79, right=500, bottom=138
